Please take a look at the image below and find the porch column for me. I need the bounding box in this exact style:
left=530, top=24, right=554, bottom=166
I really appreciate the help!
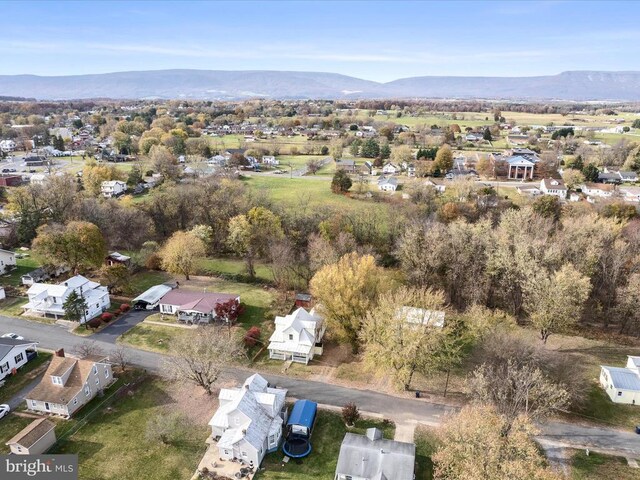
left=530, top=165, right=534, bottom=179
left=508, top=164, right=512, bottom=179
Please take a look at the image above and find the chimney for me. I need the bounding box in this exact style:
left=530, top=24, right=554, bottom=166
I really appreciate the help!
left=55, top=348, right=65, bottom=358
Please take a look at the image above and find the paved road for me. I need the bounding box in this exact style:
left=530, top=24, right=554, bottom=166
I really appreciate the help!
left=2, top=314, right=640, bottom=457
left=90, top=310, right=150, bottom=344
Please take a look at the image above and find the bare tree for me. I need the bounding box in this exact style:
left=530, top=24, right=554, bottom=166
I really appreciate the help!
left=164, top=327, right=242, bottom=395
left=145, top=411, right=191, bottom=445
left=73, top=340, right=105, bottom=359
left=109, top=346, right=131, bottom=372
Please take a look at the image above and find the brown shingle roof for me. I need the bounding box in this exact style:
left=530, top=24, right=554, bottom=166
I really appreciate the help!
left=160, top=290, right=239, bottom=314
left=6, top=418, right=55, bottom=448
left=27, top=355, right=107, bottom=405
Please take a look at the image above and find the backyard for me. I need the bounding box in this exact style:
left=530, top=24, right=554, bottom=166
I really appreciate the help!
left=255, top=410, right=395, bottom=480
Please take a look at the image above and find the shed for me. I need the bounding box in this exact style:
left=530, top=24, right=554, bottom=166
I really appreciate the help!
left=295, top=293, right=312, bottom=309
left=0, top=175, right=23, bottom=187
left=6, top=418, right=56, bottom=455
left=132, top=284, right=173, bottom=310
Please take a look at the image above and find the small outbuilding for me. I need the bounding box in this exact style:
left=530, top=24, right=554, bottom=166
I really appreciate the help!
left=5, top=418, right=56, bottom=455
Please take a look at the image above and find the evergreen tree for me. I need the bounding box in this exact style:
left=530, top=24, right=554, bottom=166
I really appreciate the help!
left=63, top=291, right=88, bottom=322
left=361, top=139, right=380, bottom=158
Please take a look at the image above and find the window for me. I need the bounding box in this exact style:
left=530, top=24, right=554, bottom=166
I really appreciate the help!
left=269, top=434, right=276, bottom=445
left=93, top=365, right=98, bottom=375
left=84, top=384, right=90, bottom=396
left=73, top=398, right=78, bottom=405
left=0, top=361, right=9, bottom=374
left=14, top=352, right=24, bottom=363
left=618, top=391, right=623, bottom=396
left=241, top=451, right=248, bottom=458
left=104, top=367, right=109, bottom=378
left=95, top=378, right=100, bottom=385
left=51, top=376, right=62, bottom=385
left=96, top=303, right=99, bottom=308
left=30, top=400, right=37, bottom=408
left=288, top=334, right=294, bottom=341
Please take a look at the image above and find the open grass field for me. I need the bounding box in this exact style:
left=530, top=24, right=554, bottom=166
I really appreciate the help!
left=128, top=270, right=171, bottom=295
left=50, top=374, right=210, bottom=480
left=197, top=257, right=273, bottom=284
left=255, top=410, right=395, bottom=480
left=0, top=352, right=52, bottom=404
left=1, top=252, right=42, bottom=287
left=571, top=450, right=638, bottom=479
left=118, top=322, right=189, bottom=353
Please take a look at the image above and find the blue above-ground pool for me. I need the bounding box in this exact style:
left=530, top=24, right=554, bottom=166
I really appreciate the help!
left=282, top=399, right=317, bottom=458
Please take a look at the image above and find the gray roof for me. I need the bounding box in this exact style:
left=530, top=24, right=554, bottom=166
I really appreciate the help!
left=335, top=428, right=415, bottom=480
left=602, top=366, right=640, bottom=391
left=0, top=338, right=38, bottom=361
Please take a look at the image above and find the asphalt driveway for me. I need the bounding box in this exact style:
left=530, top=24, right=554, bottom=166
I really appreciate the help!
left=89, top=309, right=152, bottom=343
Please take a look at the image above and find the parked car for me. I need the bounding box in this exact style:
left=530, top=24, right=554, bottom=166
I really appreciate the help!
left=1, top=333, right=24, bottom=340
left=636, top=425, right=640, bottom=434
left=1, top=168, right=9, bottom=173
left=0, top=404, right=9, bottom=420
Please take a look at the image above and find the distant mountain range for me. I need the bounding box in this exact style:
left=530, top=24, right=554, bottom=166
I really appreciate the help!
left=1, top=69, right=640, bottom=101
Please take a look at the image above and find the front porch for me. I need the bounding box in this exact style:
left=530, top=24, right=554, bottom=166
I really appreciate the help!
left=193, top=438, right=255, bottom=480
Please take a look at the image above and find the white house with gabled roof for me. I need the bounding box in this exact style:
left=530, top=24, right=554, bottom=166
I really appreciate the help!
left=23, top=275, right=110, bottom=322
left=540, top=178, right=567, bottom=198
left=209, top=374, right=288, bottom=469
left=0, top=248, right=16, bottom=274
left=101, top=180, right=126, bottom=198
left=600, top=356, right=640, bottom=405
left=268, top=307, right=325, bottom=364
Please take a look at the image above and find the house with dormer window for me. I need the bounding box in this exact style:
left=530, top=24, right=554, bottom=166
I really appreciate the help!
left=268, top=307, right=325, bottom=364
left=25, top=349, right=114, bottom=418
left=540, top=178, right=567, bottom=198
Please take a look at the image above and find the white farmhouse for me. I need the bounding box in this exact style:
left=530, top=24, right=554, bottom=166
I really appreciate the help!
left=600, top=356, right=640, bottom=405
left=378, top=176, right=398, bottom=192
left=539, top=178, right=567, bottom=198
left=0, top=139, right=16, bottom=152
left=101, top=180, right=126, bottom=198
left=382, top=162, right=400, bottom=175
left=0, top=248, right=16, bottom=274
left=268, top=307, right=325, bottom=364
left=208, top=374, right=287, bottom=469
left=23, top=275, right=110, bottom=322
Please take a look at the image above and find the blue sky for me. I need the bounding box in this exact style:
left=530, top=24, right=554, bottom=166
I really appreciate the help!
left=1, top=0, right=639, bottom=81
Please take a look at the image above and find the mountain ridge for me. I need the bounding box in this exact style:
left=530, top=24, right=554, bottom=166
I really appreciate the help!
left=1, top=69, right=640, bottom=101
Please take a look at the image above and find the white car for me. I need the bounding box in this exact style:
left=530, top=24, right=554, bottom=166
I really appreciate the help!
left=0, top=404, right=9, bottom=420
left=1, top=333, right=24, bottom=340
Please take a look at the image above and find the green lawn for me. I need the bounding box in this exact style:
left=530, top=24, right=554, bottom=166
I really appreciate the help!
left=571, top=450, right=638, bottom=479
left=198, top=257, right=273, bottom=284
left=118, top=323, right=189, bottom=353
left=0, top=352, right=52, bottom=404
left=0, top=296, right=29, bottom=317
left=573, top=384, right=640, bottom=429
left=1, top=254, right=41, bottom=287
left=414, top=426, right=438, bottom=480
left=128, top=270, right=171, bottom=295
left=51, top=375, right=209, bottom=480
left=0, top=414, right=36, bottom=454
left=256, top=410, right=395, bottom=480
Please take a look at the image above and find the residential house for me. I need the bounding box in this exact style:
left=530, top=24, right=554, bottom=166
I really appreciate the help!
left=0, top=139, right=16, bottom=152
left=382, top=162, right=400, bottom=175
left=5, top=418, right=56, bottom=455
left=335, top=428, right=415, bottom=480
left=0, top=338, right=38, bottom=382
left=619, top=186, right=640, bottom=202
left=378, top=176, right=398, bottom=192
left=23, top=275, right=110, bottom=322
left=159, top=289, right=240, bottom=324
left=362, top=161, right=377, bottom=176
left=425, top=178, right=447, bottom=193
left=618, top=171, right=638, bottom=183
left=464, top=132, right=484, bottom=142
left=101, top=180, right=126, bottom=198
left=540, top=178, right=567, bottom=198
left=516, top=184, right=542, bottom=196
left=224, top=148, right=247, bottom=159
left=600, top=356, right=640, bottom=405
left=105, top=252, right=131, bottom=267
left=268, top=307, right=325, bottom=364
left=30, top=173, right=48, bottom=185
left=598, top=172, right=621, bottom=184
left=208, top=374, right=288, bottom=469
left=262, top=155, right=279, bottom=166
left=0, top=248, right=16, bottom=274
left=581, top=182, right=615, bottom=198
left=335, top=159, right=357, bottom=173
left=403, top=162, right=416, bottom=177
left=25, top=350, right=114, bottom=417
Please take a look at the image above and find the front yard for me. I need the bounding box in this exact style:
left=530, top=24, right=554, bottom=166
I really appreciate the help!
left=50, top=374, right=212, bottom=480
left=255, top=410, right=395, bottom=480
left=571, top=450, right=638, bottom=479
left=0, top=352, right=52, bottom=404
